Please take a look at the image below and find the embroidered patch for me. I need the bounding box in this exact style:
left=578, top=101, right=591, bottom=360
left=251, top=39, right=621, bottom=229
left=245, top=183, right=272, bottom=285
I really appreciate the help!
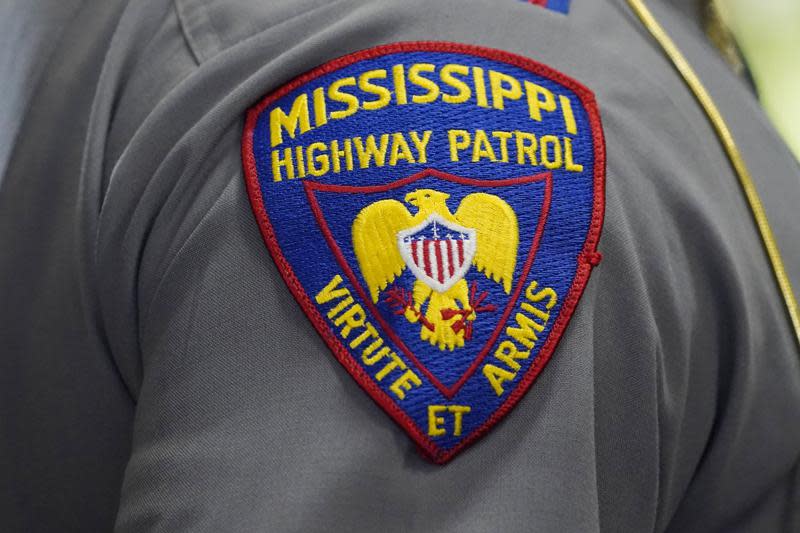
left=518, top=0, right=572, bottom=15
left=243, top=42, right=604, bottom=463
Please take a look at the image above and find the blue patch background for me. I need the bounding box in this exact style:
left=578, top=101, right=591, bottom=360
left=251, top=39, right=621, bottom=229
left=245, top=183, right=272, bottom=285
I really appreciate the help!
left=250, top=49, right=596, bottom=452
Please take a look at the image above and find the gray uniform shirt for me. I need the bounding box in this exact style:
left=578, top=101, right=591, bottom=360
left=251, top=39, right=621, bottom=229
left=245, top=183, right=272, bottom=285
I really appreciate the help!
left=1, top=0, right=799, bottom=531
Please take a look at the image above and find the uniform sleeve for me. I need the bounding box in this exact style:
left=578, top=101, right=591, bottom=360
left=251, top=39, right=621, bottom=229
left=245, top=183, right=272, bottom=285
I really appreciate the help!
left=92, top=0, right=800, bottom=531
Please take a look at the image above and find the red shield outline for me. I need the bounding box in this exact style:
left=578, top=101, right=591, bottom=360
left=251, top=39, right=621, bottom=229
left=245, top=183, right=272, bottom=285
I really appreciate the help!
left=396, top=214, right=477, bottom=294
left=305, top=169, right=552, bottom=398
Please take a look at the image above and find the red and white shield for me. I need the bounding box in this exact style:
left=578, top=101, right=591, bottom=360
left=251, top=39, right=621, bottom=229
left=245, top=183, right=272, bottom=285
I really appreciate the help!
left=397, top=214, right=477, bottom=293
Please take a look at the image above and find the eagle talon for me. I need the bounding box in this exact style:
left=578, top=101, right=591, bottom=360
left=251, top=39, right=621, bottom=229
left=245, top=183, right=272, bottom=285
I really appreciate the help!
left=384, top=285, right=435, bottom=331
left=440, top=281, right=497, bottom=341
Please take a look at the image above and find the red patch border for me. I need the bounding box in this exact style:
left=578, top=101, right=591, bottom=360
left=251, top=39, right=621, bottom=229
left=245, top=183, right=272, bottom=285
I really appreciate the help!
left=242, top=41, right=606, bottom=464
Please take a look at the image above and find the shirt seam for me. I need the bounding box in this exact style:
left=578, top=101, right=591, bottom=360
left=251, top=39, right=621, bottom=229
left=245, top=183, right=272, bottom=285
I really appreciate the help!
left=173, top=0, right=221, bottom=64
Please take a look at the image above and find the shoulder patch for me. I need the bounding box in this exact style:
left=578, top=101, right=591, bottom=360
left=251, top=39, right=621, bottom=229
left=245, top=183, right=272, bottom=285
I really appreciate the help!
left=242, top=42, right=605, bottom=463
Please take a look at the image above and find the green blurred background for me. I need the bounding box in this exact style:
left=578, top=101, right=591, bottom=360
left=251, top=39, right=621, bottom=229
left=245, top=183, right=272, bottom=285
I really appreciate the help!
left=714, top=0, right=800, bottom=160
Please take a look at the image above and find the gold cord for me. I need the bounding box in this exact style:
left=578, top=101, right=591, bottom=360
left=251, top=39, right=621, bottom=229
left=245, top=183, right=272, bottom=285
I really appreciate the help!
left=625, top=0, right=800, bottom=347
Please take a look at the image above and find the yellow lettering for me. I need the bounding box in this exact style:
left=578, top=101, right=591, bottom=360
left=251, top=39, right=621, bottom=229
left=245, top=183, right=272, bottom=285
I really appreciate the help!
left=350, top=322, right=380, bottom=349
left=333, top=303, right=365, bottom=339
left=428, top=405, right=447, bottom=437
left=515, top=131, right=538, bottom=165
left=363, top=345, right=390, bottom=365
left=269, top=93, right=311, bottom=147
left=473, top=67, right=489, bottom=108
left=392, top=64, right=408, bottom=105
left=483, top=364, right=516, bottom=396
left=389, top=132, right=415, bottom=166
left=472, top=129, right=497, bottom=162
left=359, top=69, right=392, bottom=111
left=312, top=87, right=328, bottom=128
left=427, top=405, right=472, bottom=437
left=362, top=336, right=383, bottom=358
left=490, top=70, right=522, bottom=110
left=326, top=296, right=353, bottom=319
left=354, top=134, right=390, bottom=168
left=271, top=148, right=295, bottom=181
left=390, top=370, right=422, bottom=400
left=449, top=129, right=471, bottom=162
left=409, top=130, right=432, bottom=164
left=315, top=275, right=349, bottom=304
left=306, top=142, right=330, bottom=176
left=525, top=281, right=558, bottom=309
left=525, top=81, right=556, bottom=122
left=559, top=94, right=577, bottom=134
left=493, top=340, right=530, bottom=371
left=375, top=352, right=407, bottom=381
left=540, top=134, right=562, bottom=169
left=493, top=131, right=513, bottom=162
left=408, top=63, right=440, bottom=104
left=564, top=137, right=584, bottom=172
left=505, top=311, right=544, bottom=350
left=330, top=139, right=354, bottom=173
left=328, top=77, right=359, bottom=120
left=440, top=64, right=471, bottom=104
left=520, top=301, right=550, bottom=323
left=449, top=405, right=471, bottom=436
left=295, top=145, right=306, bottom=178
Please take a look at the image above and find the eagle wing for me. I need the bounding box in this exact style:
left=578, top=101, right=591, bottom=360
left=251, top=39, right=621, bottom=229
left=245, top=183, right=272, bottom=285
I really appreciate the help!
left=352, top=199, right=414, bottom=302
left=455, top=193, right=519, bottom=294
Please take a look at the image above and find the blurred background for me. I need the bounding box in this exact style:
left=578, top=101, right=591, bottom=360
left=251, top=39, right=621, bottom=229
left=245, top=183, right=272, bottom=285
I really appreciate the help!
left=712, top=0, right=800, bottom=160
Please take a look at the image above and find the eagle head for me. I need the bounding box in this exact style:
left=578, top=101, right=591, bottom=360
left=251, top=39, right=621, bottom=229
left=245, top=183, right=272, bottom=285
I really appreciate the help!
left=404, top=189, right=451, bottom=216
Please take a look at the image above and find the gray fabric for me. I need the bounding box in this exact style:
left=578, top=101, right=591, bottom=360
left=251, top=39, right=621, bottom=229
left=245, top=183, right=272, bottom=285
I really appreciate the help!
left=0, top=1, right=134, bottom=532
left=0, top=0, right=84, bottom=181
left=1, top=0, right=799, bottom=532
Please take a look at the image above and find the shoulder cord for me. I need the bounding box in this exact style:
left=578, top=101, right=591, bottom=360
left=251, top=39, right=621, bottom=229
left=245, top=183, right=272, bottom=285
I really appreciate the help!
left=625, top=0, right=800, bottom=349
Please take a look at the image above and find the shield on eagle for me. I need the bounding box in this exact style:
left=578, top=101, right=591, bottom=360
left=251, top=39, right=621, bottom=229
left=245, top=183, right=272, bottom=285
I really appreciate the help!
left=397, top=215, right=476, bottom=294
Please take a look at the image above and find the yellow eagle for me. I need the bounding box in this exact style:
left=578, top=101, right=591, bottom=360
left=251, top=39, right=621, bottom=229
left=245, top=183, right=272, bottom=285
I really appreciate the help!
left=352, top=188, right=519, bottom=351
